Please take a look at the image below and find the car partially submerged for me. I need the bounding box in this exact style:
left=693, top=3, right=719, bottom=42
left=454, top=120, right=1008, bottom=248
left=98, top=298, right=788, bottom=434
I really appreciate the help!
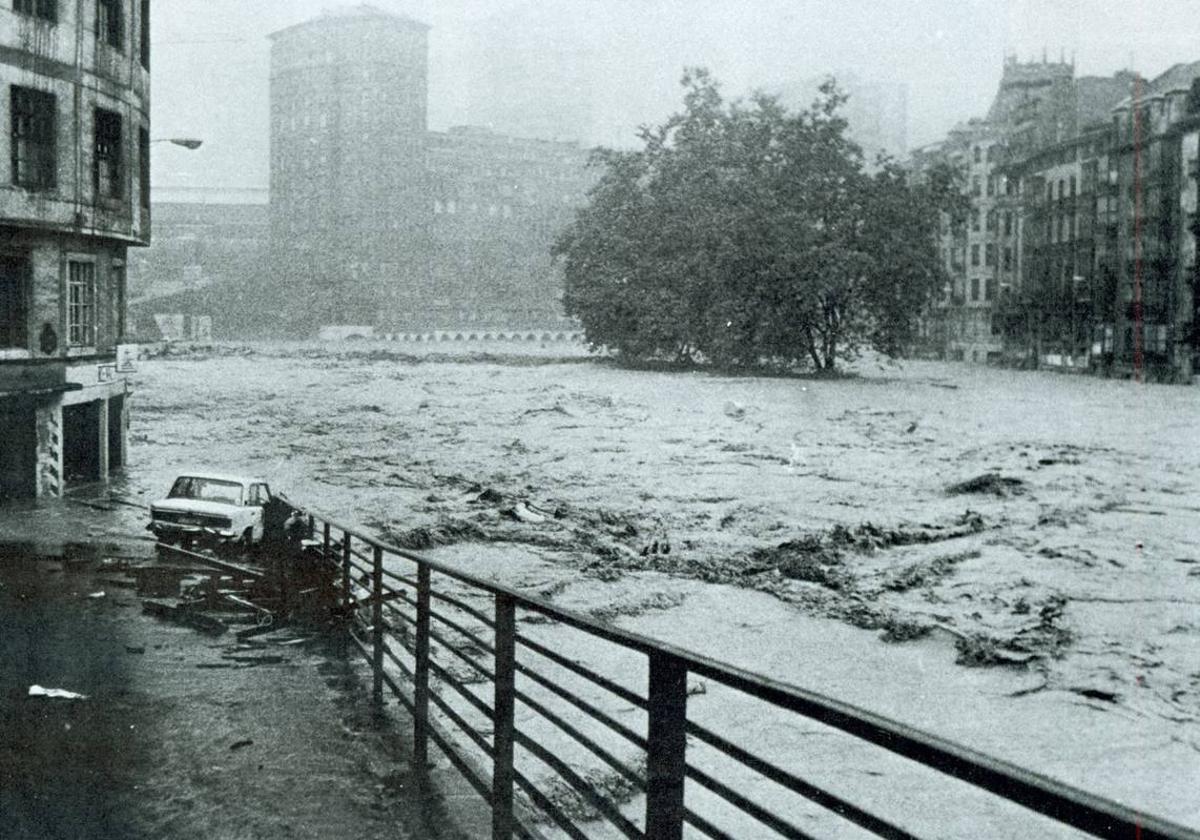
left=149, top=473, right=273, bottom=549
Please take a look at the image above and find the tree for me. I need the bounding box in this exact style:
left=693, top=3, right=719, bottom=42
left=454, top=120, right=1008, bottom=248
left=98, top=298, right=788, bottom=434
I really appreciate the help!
left=554, top=69, right=957, bottom=372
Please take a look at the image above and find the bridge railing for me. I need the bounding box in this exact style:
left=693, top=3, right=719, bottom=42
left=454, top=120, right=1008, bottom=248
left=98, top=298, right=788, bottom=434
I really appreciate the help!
left=291, top=504, right=1198, bottom=840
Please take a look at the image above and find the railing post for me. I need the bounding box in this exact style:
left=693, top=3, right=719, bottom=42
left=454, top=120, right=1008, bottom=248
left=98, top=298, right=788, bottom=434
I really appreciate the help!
left=307, top=513, right=315, bottom=540
left=322, top=522, right=331, bottom=564
left=645, top=651, right=689, bottom=840
left=341, top=533, right=351, bottom=610
left=414, top=564, right=431, bottom=770
left=372, top=545, right=384, bottom=706
left=492, top=593, right=517, bottom=840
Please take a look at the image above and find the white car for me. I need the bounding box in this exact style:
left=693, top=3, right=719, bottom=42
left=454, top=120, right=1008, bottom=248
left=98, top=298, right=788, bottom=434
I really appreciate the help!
left=149, top=473, right=273, bottom=549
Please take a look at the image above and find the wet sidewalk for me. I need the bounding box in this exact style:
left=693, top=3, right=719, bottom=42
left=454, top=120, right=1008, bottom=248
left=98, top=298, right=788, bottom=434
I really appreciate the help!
left=0, top=499, right=490, bottom=840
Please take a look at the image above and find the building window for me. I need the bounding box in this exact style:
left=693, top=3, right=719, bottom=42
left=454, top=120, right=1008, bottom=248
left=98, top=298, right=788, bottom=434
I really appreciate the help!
left=67, top=261, right=97, bottom=347
left=140, top=0, right=150, bottom=69
left=96, top=0, right=124, bottom=51
left=970, top=277, right=980, bottom=300
left=970, top=244, right=980, bottom=267
left=971, top=176, right=981, bottom=196
left=138, top=126, right=150, bottom=210
left=985, top=243, right=996, bottom=266
left=1003, top=246, right=1013, bottom=271
left=986, top=176, right=995, bottom=197
left=971, top=209, right=980, bottom=231
left=14, top=0, right=56, bottom=23
left=985, top=278, right=996, bottom=301
left=93, top=108, right=122, bottom=200
left=1069, top=174, right=1077, bottom=197
left=973, top=146, right=981, bottom=164
left=11, top=86, right=57, bottom=190
left=113, top=261, right=126, bottom=338
left=1003, top=212, right=1013, bottom=236
left=986, top=210, right=997, bottom=231
left=0, top=255, right=30, bottom=350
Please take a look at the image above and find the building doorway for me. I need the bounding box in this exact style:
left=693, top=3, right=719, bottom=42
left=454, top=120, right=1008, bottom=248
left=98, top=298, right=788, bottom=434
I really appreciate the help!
left=62, top=401, right=102, bottom=485
left=0, top=403, right=36, bottom=500
left=107, top=395, right=124, bottom=470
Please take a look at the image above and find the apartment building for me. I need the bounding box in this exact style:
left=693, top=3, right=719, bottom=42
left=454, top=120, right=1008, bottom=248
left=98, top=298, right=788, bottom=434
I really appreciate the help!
left=0, top=0, right=150, bottom=500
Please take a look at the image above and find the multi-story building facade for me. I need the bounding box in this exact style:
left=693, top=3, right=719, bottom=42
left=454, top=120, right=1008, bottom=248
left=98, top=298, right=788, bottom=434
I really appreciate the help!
left=913, top=59, right=1138, bottom=369
left=1, top=0, right=150, bottom=500
left=267, top=7, right=592, bottom=337
left=1107, top=62, right=1200, bottom=381
left=1000, top=126, right=1116, bottom=368
left=423, top=126, right=591, bottom=331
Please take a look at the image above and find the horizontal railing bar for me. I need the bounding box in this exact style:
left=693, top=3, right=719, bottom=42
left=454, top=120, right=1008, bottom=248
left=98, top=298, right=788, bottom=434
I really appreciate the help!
left=516, top=633, right=647, bottom=710
left=380, top=565, right=419, bottom=588
left=353, top=590, right=414, bottom=615
left=428, top=625, right=496, bottom=683
left=347, top=543, right=373, bottom=564
left=514, top=822, right=541, bottom=840
left=381, top=599, right=415, bottom=628
left=429, top=586, right=496, bottom=628
left=292, top=497, right=1200, bottom=840
left=685, top=720, right=918, bottom=839
left=348, top=626, right=370, bottom=662
left=514, top=769, right=592, bottom=840
left=685, top=662, right=1197, bottom=840
left=427, top=658, right=495, bottom=722
left=382, top=640, right=415, bottom=680
left=514, top=687, right=644, bottom=791
left=516, top=731, right=644, bottom=840
left=380, top=668, right=416, bottom=716
left=428, top=718, right=493, bottom=802
left=514, top=660, right=647, bottom=750
left=346, top=556, right=373, bottom=578
left=683, top=807, right=737, bottom=840
left=429, top=683, right=494, bottom=757
left=429, top=606, right=496, bottom=657
left=686, top=763, right=818, bottom=840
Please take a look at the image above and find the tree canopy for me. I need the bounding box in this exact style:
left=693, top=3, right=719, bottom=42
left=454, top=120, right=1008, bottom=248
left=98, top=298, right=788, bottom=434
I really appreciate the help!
left=554, top=68, right=963, bottom=372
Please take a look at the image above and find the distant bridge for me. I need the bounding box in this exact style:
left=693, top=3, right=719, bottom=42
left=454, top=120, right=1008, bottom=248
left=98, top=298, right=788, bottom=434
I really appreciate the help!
left=318, top=325, right=585, bottom=344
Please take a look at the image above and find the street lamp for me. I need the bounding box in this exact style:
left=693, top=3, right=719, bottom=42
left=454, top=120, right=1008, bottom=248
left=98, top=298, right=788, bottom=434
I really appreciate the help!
left=151, top=137, right=203, bottom=150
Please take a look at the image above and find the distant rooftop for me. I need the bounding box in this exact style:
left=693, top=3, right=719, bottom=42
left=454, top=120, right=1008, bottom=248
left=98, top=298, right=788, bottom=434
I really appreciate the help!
left=268, top=4, right=429, bottom=40
left=1114, top=59, right=1200, bottom=110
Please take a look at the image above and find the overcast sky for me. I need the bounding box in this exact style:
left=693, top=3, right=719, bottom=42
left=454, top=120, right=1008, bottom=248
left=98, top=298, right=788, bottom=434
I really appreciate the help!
left=150, top=0, right=1200, bottom=192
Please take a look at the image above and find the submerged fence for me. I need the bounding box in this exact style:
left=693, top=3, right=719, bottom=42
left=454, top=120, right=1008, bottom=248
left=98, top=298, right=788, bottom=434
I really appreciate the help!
left=287, top=501, right=1198, bottom=840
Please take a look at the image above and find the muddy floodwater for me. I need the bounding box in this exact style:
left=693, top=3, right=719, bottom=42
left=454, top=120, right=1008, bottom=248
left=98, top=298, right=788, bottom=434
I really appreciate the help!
left=114, top=342, right=1200, bottom=835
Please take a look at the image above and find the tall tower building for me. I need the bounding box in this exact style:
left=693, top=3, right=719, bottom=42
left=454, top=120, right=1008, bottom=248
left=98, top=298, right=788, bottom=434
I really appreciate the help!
left=269, top=5, right=431, bottom=329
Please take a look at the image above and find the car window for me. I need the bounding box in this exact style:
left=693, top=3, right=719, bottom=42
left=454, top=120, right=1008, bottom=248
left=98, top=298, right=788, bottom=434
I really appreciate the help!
left=248, top=484, right=269, bottom=506
left=168, top=477, right=243, bottom=505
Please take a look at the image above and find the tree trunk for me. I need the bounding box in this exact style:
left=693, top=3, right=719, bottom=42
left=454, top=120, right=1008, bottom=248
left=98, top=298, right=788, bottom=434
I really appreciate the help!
left=804, top=326, right=823, bottom=370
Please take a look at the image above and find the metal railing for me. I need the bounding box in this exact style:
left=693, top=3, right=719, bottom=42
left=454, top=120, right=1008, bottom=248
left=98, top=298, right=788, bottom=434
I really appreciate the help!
left=288, top=501, right=1198, bottom=840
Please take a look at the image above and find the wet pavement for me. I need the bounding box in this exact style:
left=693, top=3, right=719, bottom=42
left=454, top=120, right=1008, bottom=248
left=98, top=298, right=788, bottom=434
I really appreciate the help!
left=0, top=498, right=489, bottom=840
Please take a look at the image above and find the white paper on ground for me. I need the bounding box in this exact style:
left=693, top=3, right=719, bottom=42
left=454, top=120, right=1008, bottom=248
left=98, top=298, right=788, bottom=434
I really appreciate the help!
left=28, top=685, right=88, bottom=700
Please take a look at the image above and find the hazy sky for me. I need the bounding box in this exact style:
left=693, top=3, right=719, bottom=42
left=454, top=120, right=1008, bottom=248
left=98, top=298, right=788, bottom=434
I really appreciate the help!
left=151, top=0, right=1200, bottom=192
